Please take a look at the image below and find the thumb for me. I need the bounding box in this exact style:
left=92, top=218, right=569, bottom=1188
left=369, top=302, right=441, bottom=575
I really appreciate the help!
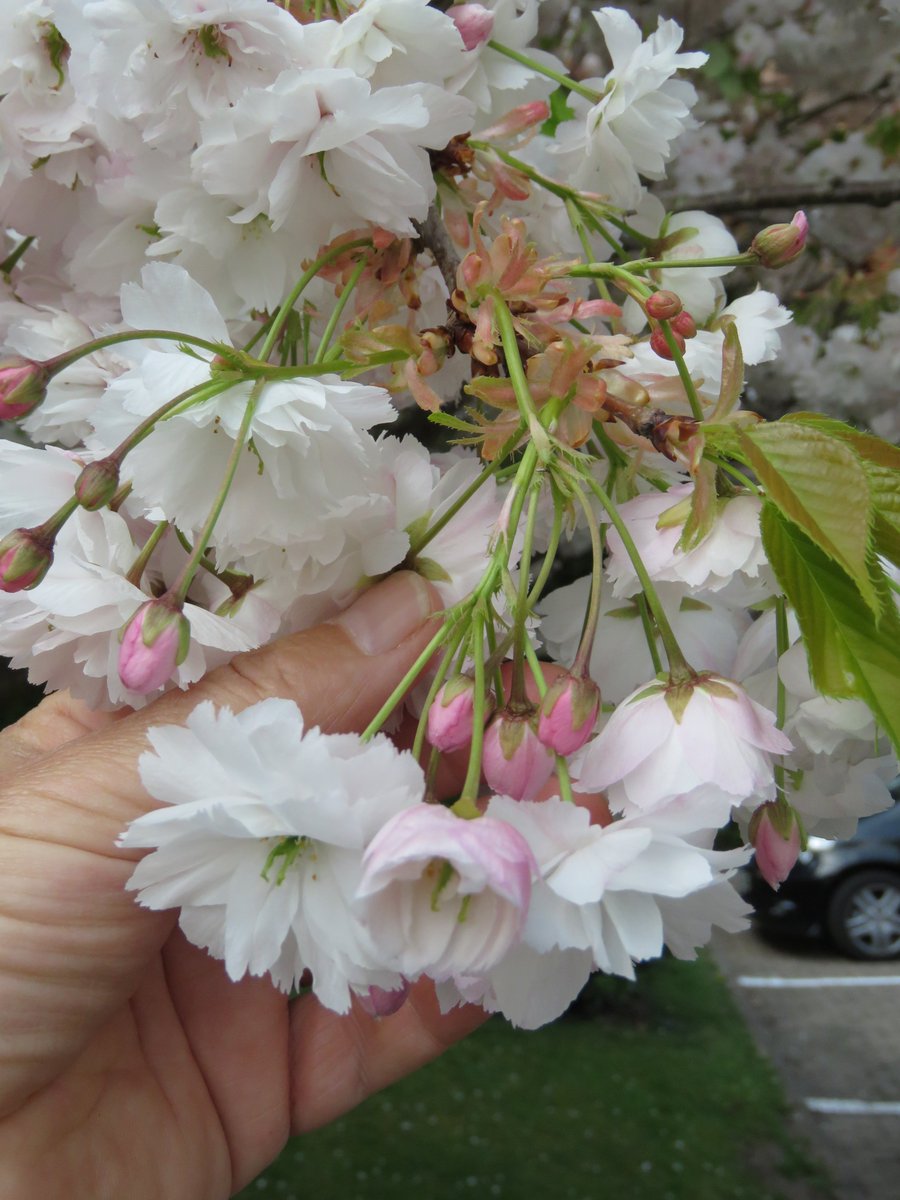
left=0, top=572, right=439, bottom=1109
left=2, top=570, right=439, bottom=847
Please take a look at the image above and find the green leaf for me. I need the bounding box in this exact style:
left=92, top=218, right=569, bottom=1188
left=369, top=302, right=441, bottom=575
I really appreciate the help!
left=760, top=504, right=900, bottom=754
left=781, top=413, right=900, bottom=567
left=427, top=411, right=483, bottom=434
left=701, top=422, right=745, bottom=459
left=404, top=514, right=432, bottom=546
left=411, top=556, right=452, bottom=584
left=740, top=422, right=879, bottom=614
left=541, top=86, right=576, bottom=137
left=782, top=413, right=900, bottom=470
left=873, top=511, right=900, bottom=569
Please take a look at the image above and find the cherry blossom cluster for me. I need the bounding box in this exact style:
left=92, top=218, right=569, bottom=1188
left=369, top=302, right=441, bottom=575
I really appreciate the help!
left=0, top=0, right=897, bottom=1026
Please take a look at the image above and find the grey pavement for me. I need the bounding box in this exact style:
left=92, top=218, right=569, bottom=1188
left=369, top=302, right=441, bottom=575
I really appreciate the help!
left=712, top=925, right=900, bottom=1200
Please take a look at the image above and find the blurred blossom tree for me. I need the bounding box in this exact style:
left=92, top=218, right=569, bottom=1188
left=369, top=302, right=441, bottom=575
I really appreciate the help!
left=542, top=0, right=900, bottom=438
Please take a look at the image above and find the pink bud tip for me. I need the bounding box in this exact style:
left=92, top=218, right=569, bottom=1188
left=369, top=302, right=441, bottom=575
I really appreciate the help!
left=448, top=3, right=495, bottom=50
left=356, top=981, right=411, bottom=1019
left=0, top=527, right=54, bottom=592
left=118, top=598, right=190, bottom=694
left=670, top=310, right=697, bottom=339
left=649, top=327, right=684, bottom=360
left=477, top=101, right=550, bottom=141
left=537, top=675, right=601, bottom=756
left=750, top=211, right=809, bottom=269
left=750, top=802, right=801, bottom=891
left=0, top=357, right=49, bottom=421
left=482, top=710, right=554, bottom=802
left=428, top=674, right=487, bottom=754
left=645, top=290, right=683, bottom=321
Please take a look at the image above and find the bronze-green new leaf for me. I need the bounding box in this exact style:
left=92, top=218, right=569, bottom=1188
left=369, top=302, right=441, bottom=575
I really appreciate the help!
left=761, top=504, right=900, bottom=756
left=782, top=413, right=900, bottom=570
left=739, top=421, right=879, bottom=615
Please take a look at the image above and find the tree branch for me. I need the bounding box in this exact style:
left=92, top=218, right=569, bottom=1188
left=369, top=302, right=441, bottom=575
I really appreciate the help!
left=665, top=179, right=900, bottom=216
left=413, top=209, right=461, bottom=295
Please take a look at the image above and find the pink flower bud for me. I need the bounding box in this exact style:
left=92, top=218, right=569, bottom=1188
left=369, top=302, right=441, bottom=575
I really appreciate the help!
left=645, top=290, right=683, bottom=321
left=0, top=356, right=49, bottom=420
left=428, top=674, right=489, bottom=754
left=483, top=710, right=554, bottom=802
left=670, top=310, right=697, bottom=339
left=751, top=211, right=809, bottom=269
left=75, top=458, right=120, bottom=511
left=649, top=327, right=685, bottom=360
left=356, top=981, right=411, bottom=1019
left=537, top=674, right=601, bottom=756
left=0, top=527, right=54, bottom=592
left=749, top=801, right=801, bottom=890
left=448, top=3, right=495, bottom=50
left=478, top=101, right=550, bottom=142
left=119, top=597, right=191, bottom=694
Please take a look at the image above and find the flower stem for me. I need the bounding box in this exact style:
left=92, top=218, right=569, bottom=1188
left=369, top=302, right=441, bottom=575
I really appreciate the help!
left=409, top=423, right=525, bottom=558
left=314, top=255, right=367, bottom=363
left=527, top=482, right=564, bottom=607
left=570, top=483, right=602, bottom=676
left=458, top=606, right=488, bottom=807
left=171, top=383, right=262, bottom=603
left=0, top=235, right=34, bottom=275
left=621, top=253, right=757, bottom=272
left=46, top=329, right=231, bottom=376
left=112, top=378, right=241, bottom=463
left=493, top=292, right=560, bottom=464
left=361, top=616, right=455, bottom=742
left=582, top=474, right=693, bottom=679
left=636, top=594, right=664, bottom=676
left=486, top=40, right=602, bottom=103
left=36, top=496, right=79, bottom=543
left=510, top=477, right=542, bottom=707
left=126, top=521, right=169, bottom=587
left=659, top=322, right=704, bottom=421
left=258, top=238, right=372, bottom=361
left=565, top=199, right=620, bottom=309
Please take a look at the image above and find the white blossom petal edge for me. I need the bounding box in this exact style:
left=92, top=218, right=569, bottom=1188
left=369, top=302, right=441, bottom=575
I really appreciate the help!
left=119, top=698, right=426, bottom=1011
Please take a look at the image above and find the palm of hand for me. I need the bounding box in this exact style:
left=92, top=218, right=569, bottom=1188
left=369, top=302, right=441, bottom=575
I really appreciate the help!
left=0, top=693, right=483, bottom=1200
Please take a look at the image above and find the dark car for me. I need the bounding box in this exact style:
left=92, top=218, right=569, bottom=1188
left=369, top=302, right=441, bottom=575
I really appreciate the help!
left=745, top=783, right=900, bottom=960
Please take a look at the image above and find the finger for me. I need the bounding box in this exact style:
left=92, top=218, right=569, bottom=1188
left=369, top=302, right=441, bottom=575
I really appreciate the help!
left=289, top=980, right=487, bottom=1134
left=0, top=690, right=125, bottom=776
left=0, top=571, right=440, bottom=855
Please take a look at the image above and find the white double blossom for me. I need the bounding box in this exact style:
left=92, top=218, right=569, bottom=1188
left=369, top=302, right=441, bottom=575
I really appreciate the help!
left=121, top=699, right=427, bottom=1010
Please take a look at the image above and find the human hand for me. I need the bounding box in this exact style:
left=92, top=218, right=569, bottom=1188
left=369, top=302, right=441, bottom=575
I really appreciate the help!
left=0, top=572, right=485, bottom=1200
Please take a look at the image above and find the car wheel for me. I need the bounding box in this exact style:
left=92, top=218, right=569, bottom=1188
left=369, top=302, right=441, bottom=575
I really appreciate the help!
left=827, top=869, right=900, bottom=960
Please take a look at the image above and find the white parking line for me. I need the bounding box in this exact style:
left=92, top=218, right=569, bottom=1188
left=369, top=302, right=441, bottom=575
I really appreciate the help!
left=736, top=975, right=900, bottom=988
left=806, top=1099, right=900, bottom=1116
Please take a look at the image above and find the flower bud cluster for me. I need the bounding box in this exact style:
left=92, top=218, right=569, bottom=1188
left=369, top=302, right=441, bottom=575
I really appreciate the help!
left=428, top=671, right=600, bottom=802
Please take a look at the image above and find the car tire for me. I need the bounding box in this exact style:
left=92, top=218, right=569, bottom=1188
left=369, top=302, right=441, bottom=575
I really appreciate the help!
left=827, top=869, right=900, bottom=960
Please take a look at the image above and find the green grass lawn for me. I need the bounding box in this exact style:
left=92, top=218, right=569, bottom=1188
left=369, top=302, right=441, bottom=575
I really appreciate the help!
left=237, top=954, right=833, bottom=1200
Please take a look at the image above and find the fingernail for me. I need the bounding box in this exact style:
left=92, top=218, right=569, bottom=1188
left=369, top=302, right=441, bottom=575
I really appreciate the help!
left=332, top=572, right=435, bottom=656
